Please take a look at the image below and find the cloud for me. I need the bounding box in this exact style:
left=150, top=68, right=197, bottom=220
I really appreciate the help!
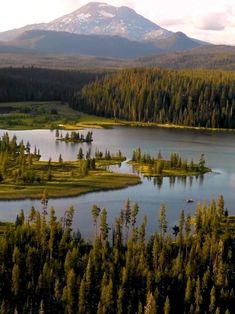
left=159, top=18, right=185, bottom=27
left=194, top=12, right=229, bottom=31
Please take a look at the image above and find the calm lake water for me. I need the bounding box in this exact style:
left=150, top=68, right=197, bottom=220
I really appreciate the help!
left=0, top=127, right=235, bottom=238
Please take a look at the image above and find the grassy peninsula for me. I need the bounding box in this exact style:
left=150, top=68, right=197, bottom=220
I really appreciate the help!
left=0, top=166, right=140, bottom=200
left=0, top=133, right=140, bottom=200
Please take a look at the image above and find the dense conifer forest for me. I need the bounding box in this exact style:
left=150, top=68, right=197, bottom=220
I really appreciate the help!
left=0, top=68, right=103, bottom=103
left=74, top=69, right=235, bottom=129
left=0, top=196, right=234, bottom=313
left=1, top=67, right=235, bottom=130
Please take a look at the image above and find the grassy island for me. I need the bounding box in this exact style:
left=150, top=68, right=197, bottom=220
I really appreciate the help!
left=0, top=134, right=140, bottom=200
left=128, top=148, right=211, bottom=177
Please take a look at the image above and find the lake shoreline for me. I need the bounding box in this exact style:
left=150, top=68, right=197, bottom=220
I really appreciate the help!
left=0, top=103, right=235, bottom=132
left=0, top=178, right=142, bottom=202
left=2, top=121, right=235, bottom=133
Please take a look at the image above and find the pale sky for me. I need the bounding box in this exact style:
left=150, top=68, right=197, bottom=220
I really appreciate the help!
left=0, top=0, right=235, bottom=45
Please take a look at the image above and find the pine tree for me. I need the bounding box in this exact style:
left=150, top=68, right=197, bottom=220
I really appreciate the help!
left=58, top=153, right=63, bottom=164
left=144, top=292, right=156, bottom=314
left=209, top=286, right=216, bottom=313
left=194, top=277, right=202, bottom=313
left=164, top=296, right=170, bottom=314
left=77, top=147, right=84, bottom=160
left=185, top=277, right=193, bottom=305
left=99, top=208, right=109, bottom=243
left=91, top=204, right=101, bottom=236
left=12, top=264, right=20, bottom=296
left=159, top=203, right=167, bottom=238
left=63, top=269, right=77, bottom=314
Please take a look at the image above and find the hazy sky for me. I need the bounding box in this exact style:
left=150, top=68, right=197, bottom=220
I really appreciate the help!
left=0, top=0, right=235, bottom=45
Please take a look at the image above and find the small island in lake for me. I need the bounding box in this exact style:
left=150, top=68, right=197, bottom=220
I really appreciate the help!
left=129, top=148, right=211, bottom=177
left=56, top=130, right=93, bottom=143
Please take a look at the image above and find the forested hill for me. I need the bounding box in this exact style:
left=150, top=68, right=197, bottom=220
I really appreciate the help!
left=73, top=69, right=235, bottom=129
left=2, top=67, right=235, bottom=130
left=0, top=68, right=103, bottom=102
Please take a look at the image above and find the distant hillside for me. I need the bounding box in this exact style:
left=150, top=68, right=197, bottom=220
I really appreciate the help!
left=137, top=45, right=235, bottom=69
left=75, top=68, right=235, bottom=129
left=0, top=44, right=235, bottom=70
left=0, top=28, right=207, bottom=59
left=0, top=42, right=32, bottom=53
left=10, top=30, right=161, bottom=59
left=150, top=32, right=201, bottom=52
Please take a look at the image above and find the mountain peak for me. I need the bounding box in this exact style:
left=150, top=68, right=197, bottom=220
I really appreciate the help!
left=43, top=2, right=173, bottom=41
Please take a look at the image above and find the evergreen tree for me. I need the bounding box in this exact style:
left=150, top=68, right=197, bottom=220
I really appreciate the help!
left=159, top=203, right=167, bottom=238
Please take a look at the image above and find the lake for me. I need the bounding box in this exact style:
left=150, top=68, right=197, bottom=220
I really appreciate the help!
left=0, top=127, right=234, bottom=238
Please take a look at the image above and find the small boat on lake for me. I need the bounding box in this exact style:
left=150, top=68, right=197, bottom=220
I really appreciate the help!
left=186, top=199, right=194, bottom=203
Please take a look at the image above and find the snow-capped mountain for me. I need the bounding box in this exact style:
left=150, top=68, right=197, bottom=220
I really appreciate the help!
left=0, top=2, right=209, bottom=59
left=0, top=2, right=172, bottom=42
left=46, top=2, right=172, bottom=41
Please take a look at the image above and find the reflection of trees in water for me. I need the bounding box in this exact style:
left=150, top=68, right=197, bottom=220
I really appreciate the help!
left=194, top=174, right=204, bottom=186
left=169, top=176, right=175, bottom=188
left=199, top=174, right=204, bottom=186
left=189, top=176, right=193, bottom=187
left=180, top=176, right=187, bottom=188
left=153, top=176, right=163, bottom=189
left=152, top=174, right=204, bottom=190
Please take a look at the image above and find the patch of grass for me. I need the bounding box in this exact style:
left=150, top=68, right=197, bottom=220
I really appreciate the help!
left=75, top=113, right=123, bottom=129
left=95, top=157, right=126, bottom=167
left=0, top=101, right=81, bottom=130
left=0, top=159, right=140, bottom=200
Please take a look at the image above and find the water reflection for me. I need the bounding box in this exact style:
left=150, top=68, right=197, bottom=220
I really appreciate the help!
left=153, top=177, right=163, bottom=189
left=150, top=174, right=205, bottom=190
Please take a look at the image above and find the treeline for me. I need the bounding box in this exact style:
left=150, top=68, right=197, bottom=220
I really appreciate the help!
left=56, top=131, right=93, bottom=143
left=2, top=67, right=235, bottom=129
left=0, top=132, right=91, bottom=184
left=0, top=68, right=103, bottom=103
left=0, top=132, right=41, bottom=183
left=73, top=68, right=235, bottom=129
left=131, top=148, right=207, bottom=174
left=0, top=196, right=234, bottom=313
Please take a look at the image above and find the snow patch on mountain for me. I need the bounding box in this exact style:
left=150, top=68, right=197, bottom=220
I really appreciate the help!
left=99, top=11, right=115, bottom=18
left=76, top=13, right=92, bottom=21
left=98, top=3, right=109, bottom=7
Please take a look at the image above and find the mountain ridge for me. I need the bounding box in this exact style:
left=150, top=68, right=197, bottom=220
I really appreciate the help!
left=9, top=29, right=162, bottom=58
